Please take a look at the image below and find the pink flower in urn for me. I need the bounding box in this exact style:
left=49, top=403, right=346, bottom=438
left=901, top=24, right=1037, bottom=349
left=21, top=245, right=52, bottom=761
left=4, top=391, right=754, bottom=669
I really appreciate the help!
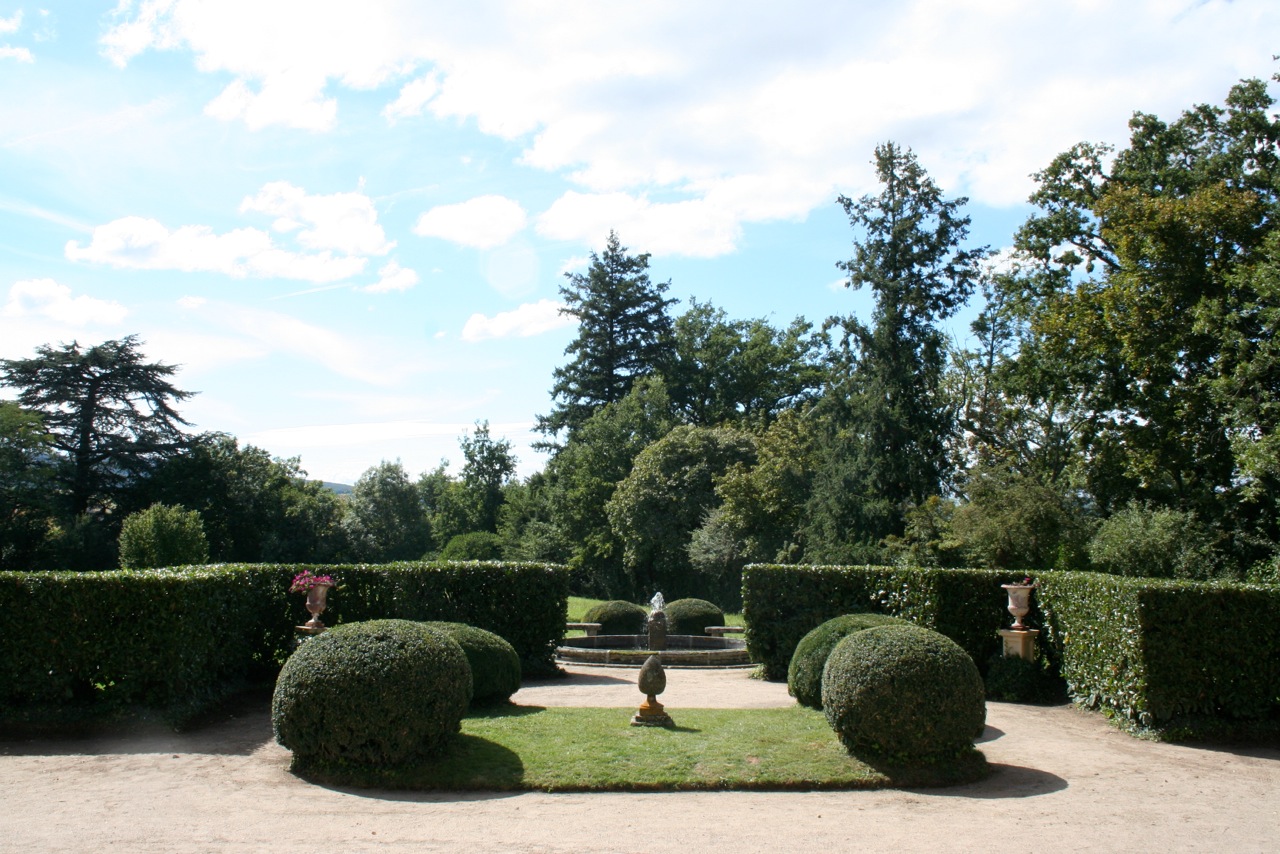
left=289, top=570, right=336, bottom=594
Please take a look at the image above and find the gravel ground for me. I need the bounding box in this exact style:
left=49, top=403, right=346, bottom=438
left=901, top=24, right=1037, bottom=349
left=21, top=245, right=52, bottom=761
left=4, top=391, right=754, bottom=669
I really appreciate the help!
left=1, top=663, right=1276, bottom=853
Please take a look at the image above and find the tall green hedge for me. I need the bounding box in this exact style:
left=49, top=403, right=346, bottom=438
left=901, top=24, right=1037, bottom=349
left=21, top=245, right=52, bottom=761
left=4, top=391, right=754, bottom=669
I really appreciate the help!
left=0, top=561, right=568, bottom=726
left=1037, top=572, right=1280, bottom=732
left=744, top=564, right=1280, bottom=738
left=742, top=565, right=1011, bottom=680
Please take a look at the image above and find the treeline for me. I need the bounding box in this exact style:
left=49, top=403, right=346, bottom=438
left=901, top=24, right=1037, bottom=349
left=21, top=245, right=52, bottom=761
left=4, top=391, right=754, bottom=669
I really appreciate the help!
left=3, top=76, right=1278, bottom=600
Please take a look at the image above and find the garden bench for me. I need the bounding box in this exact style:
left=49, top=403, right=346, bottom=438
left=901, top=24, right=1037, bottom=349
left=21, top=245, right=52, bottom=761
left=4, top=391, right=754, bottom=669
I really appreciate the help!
left=704, top=626, right=745, bottom=637
left=566, top=622, right=603, bottom=637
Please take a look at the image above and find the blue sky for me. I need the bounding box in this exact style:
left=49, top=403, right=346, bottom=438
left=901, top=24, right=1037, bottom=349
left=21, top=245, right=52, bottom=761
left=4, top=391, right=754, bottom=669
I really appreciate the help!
left=1, top=1, right=1276, bottom=483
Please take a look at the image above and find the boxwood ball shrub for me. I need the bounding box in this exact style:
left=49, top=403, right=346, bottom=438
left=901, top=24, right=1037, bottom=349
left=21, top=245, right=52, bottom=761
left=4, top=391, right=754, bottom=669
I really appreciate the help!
left=788, top=613, right=909, bottom=709
left=582, top=600, right=648, bottom=634
left=663, top=598, right=724, bottom=635
left=272, top=620, right=472, bottom=768
left=822, top=624, right=985, bottom=762
left=423, top=621, right=522, bottom=705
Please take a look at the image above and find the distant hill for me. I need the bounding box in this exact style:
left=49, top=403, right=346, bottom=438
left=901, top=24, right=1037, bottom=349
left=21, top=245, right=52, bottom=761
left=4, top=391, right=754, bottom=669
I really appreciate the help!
left=322, top=481, right=354, bottom=495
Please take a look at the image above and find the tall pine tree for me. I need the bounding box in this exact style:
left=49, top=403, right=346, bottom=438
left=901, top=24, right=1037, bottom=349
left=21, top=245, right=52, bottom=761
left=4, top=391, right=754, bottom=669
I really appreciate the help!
left=538, top=231, right=676, bottom=442
left=807, top=142, right=985, bottom=559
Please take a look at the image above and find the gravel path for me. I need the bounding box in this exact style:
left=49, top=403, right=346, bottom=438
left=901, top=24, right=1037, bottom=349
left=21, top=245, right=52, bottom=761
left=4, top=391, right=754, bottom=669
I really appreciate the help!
left=1, top=664, right=1276, bottom=853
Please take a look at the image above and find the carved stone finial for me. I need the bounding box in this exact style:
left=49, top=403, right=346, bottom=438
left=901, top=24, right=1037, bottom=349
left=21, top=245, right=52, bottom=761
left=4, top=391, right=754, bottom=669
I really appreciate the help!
left=631, top=654, right=674, bottom=727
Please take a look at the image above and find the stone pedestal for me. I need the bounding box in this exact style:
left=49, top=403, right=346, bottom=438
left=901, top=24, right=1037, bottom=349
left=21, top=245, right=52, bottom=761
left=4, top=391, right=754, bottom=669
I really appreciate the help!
left=999, top=628, right=1040, bottom=662
left=631, top=695, right=674, bottom=727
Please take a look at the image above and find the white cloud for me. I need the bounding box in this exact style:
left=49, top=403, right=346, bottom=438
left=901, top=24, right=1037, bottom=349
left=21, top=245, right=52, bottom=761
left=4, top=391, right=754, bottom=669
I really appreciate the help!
left=383, top=72, right=440, bottom=123
left=0, top=10, right=20, bottom=33
left=361, top=261, right=419, bottom=293
left=461, top=298, right=574, bottom=342
left=2, top=279, right=129, bottom=325
left=536, top=191, right=741, bottom=258
left=240, top=181, right=393, bottom=256
left=413, top=195, right=528, bottom=249
left=100, top=0, right=1280, bottom=252
left=65, top=216, right=367, bottom=282
left=0, top=46, right=32, bottom=62
left=66, top=182, right=394, bottom=282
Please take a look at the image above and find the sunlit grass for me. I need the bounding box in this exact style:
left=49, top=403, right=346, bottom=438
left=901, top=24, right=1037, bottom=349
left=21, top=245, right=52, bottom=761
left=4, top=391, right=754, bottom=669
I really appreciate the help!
left=293, top=705, right=988, bottom=791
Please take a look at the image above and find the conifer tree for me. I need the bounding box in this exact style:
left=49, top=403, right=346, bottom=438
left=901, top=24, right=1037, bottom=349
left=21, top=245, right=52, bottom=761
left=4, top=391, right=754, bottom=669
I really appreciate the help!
left=538, top=231, right=676, bottom=441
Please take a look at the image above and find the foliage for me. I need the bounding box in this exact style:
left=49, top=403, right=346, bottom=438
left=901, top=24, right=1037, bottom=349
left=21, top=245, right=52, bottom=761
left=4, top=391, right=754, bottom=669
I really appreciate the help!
left=808, top=142, right=986, bottom=555
left=662, top=597, right=724, bottom=635
left=0, top=402, right=56, bottom=570
left=0, top=336, right=193, bottom=517
left=117, top=503, right=209, bottom=569
left=460, top=421, right=517, bottom=534
left=708, top=409, right=821, bottom=567
left=1004, top=77, right=1280, bottom=538
left=666, top=299, right=825, bottom=427
left=539, top=231, right=676, bottom=440
left=0, top=562, right=569, bottom=728
left=1087, top=503, right=1219, bottom=579
left=822, top=624, right=986, bottom=762
left=950, top=466, right=1092, bottom=572
left=441, top=531, right=504, bottom=561
left=1037, top=572, right=1280, bottom=736
left=272, top=620, right=472, bottom=768
left=422, top=621, right=522, bottom=705
left=580, top=599, right=647, bottom=635
left=0, top=565, right=287, bottom=725
left=344, top=461, right=429, bottom=562
left=134, top=433, right=347, bottom=564
left=606, top=424, right=755, bottom=599
left=983, top=654, right=1065, bottom=705
left=543, top=377, right=674, bottom=597
left=788, top=613, right=909, bottom=709
left=743, top=564, right=1010, bottom=680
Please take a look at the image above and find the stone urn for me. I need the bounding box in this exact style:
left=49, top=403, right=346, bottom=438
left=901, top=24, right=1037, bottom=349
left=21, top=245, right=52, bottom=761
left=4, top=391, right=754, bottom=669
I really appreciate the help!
left=303, top=584, right=331, bottom=633
left=1001, top=583, right=1036, bottom=631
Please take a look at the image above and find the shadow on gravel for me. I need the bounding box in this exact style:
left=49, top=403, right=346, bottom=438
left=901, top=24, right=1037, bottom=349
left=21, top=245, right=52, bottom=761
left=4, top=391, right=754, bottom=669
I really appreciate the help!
left=921, top=762, right=1068, bottom=799
left=0, top=689, right=274, bottom=757
left=975, top=725, right=1005, bottom=743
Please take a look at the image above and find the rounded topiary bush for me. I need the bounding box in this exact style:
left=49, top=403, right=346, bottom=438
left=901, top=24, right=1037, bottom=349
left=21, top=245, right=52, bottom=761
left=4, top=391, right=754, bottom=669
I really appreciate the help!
left=663, top=598, right=724, bottom=635
left=582, top=600, right=648, bottom=635
left=272, top=620, right=472, bottom=768
left=822, top=624, right=985, bottom=763
left=422, top=621, right=522, bottom=705
left=788, top=613, right=909, bottom=709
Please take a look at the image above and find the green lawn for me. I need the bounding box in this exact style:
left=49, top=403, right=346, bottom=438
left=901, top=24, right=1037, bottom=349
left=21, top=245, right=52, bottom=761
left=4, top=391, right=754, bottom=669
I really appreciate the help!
left=294, top=704, right=988, bottom=791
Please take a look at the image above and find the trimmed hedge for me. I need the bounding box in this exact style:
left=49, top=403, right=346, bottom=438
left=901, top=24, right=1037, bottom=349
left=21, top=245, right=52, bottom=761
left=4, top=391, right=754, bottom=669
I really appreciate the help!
left=822, top=624, right=986, bottom=762
left=788, top=613, right=909, bottom=709
left=743, top=565, right=1011, bottom=681
left=272, top=620, right=472, bottom=767
left=1037, top=572, right=1280, bottom=733
left=663, top=598, right=724, bottom=635
left=744, top=564, right=1280, bottom=739
left=581, top=600, right=648, bottom=635
left=0, top=561, right=568, bottom=726
left=423, top=621, right=522, bottom=705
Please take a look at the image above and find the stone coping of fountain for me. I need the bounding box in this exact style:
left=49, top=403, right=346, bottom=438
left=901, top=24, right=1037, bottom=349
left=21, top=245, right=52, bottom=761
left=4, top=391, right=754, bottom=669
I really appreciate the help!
left=556, top=633, right=752, bottom=667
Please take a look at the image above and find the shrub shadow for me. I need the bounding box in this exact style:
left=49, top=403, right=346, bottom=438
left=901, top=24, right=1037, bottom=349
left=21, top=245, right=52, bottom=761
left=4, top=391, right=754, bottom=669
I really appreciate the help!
left=293, top=733, right=527, bottom=800
left=0, top=689, right=274, bottom=757
left=975, top=724, right=1005, bottom=743
left=917, top=762, right=1069, bottom=799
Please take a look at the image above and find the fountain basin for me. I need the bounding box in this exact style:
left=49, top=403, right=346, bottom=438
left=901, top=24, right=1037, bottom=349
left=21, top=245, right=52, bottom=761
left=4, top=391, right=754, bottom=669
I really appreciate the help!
left=556, top=633, right=751, bottom=667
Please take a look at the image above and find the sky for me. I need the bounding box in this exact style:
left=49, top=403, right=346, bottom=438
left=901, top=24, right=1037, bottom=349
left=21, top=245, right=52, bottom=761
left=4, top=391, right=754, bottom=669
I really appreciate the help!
left=1, top=1, right=1277, bottom=485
